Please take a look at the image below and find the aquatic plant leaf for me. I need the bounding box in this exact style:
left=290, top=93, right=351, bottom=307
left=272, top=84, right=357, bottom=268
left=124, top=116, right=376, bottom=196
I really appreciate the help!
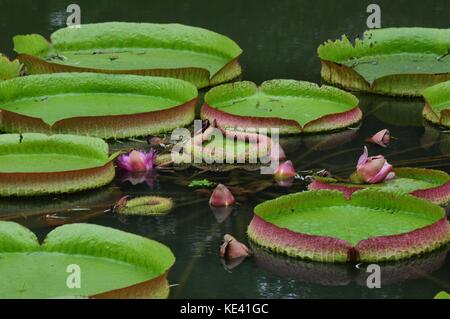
left=0, top=73, right=197, bottom=138
left=201, top=80, right=362, bottom=134
left=248, top=189, right=450, bottom=262
left=115, top=196, right=174, bottom=216
left=0, top=55, right=22, bottom=81
left=13, top=22, right=242, bottom=88
left=188, top=179, right=215, bottom=188
left=434, top=291, right=450, bottom=299
left=13, top=34, right=50, bottom=56
left=309, top=167, right=450, bottom=205
left=0, top=221, right=175, bottom=298
left=318, top=28, right=450, bottom=96
left=422, top=80, right=450, bottom=129
left=0, top=133, right=116, bottom=196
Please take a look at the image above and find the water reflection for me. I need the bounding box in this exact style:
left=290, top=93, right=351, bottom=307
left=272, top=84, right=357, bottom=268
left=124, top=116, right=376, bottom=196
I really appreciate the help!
left=251, top=243, right=450, bottom=287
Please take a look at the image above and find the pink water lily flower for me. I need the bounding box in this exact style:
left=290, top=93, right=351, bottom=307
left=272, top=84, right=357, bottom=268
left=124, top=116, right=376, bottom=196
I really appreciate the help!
left=366, top=129, right=391, bottom=147
left=356, top=146, right=395, bottom=183
left=117, top=149, right=157, bottom=172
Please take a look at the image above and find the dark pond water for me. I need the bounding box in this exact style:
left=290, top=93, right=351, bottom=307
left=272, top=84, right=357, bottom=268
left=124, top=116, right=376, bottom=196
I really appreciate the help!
left=1, top=0, right=449, bottom=298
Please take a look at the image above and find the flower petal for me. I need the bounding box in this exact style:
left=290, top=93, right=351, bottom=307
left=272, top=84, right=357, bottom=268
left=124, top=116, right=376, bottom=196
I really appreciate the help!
left=357, top=146, right=369, bottom=167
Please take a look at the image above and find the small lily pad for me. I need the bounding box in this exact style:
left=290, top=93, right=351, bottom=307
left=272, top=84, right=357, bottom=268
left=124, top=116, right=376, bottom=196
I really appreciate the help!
left=422, top=80, right=450, bottom=129
left=13, top=22, right=243, bottom=88
left=115, top=196, right=174, bottom=216
left=318, top=28, right=450, bottom=96
left=0, top=133, right=116, bottom=196
left=308, top=167, right=450, bottom=205
left=248, top=189, right=450, bottom=263
left=0, top=221, right=175, bottom=298
left=201, top=80, right=362, bottom=134
left=0, top=73, right=197, bottom=139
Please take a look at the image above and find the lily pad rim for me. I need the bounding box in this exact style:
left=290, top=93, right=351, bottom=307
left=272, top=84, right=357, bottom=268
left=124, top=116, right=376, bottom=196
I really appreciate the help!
left=0, top=72, right=199, bottom=129
left=312, top=167, right=450, bottom=193
left=0, top=133, right=118, bottom=174
left=253, top=188, right=446, bottom=248
left=202, top=79, right=362, bottom=132
left=13, top=22, right=243, bottom=81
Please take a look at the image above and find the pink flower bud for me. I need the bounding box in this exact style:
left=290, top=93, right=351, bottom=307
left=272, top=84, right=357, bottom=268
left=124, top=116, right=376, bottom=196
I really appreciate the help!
left=367, top=129, right=391, bottom=147
left=274, top=160, right=297, bottom=181
left=219, top=234, right=250, bottom=259
left=209, top=184, right=235, bottom=207
left=356, top=146, right=395, bottom=183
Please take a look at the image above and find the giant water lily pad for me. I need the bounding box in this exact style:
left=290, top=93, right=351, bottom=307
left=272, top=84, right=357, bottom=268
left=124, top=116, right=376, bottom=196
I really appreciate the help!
left=0, top=73, right=197, bottom=138
left=422, top=80, right=450, bottom=129
left=13, top=22, right=242, bottom=88
left=0, top=222, right=175, bottom=298
left=247, top=189, right=450, bottom=263
left=308, top=167, right=450, bottom=205
left=318, top=28, right=450, bottom=96
left=0, top=133, right=116, bottom=196
left=201, top=80, right=362, bottom=134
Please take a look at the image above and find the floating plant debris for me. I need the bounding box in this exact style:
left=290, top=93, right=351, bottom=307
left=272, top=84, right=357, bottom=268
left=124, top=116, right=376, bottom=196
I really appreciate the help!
left=0, top=133, right=116, bottom=196
left=188, top=179, right=216, bottom=188
left=422, top=80, right=450, bottom=129
left=201, top=80, right=362, bottom=134
left=0, top=73, right=197, bottom=139
left=248, top=189, right=450, bottom=263
left=0, top=221, right=175, bottom=298
left=309, top=167, right=450, bottom=205
left=13, top=22, right=243, bottom=88
left=115, top=196, right=174, bottom=216
left=318, top=28, right=450, bottom=96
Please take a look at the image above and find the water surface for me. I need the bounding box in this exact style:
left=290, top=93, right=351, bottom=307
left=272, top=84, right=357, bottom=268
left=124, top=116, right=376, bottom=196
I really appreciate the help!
left=0, top=0, right=449, bottom=298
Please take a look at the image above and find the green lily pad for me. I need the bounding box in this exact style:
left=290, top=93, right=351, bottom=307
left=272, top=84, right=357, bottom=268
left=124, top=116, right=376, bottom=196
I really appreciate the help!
left=318, top=28, right=450, bottom=96
left=115, top=196, right=174, bottom=216
left=0, top=73, right=197, bottom=138
left=309, top=167, right=450, bottom=205
left=13, top=22, right=242, bottom=88
left=434, top=291, right=450, bottom=299
left=248, top=189, right=450, bottom=262
left=0, top=221, right=175, bottom=298
left=0, top=133, right=116, bottom=196
left=422, top=80, right=450, bottom=129
left=201, top=80, right=362, bottom=134
left=0, top=55, right=21, bottom=81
